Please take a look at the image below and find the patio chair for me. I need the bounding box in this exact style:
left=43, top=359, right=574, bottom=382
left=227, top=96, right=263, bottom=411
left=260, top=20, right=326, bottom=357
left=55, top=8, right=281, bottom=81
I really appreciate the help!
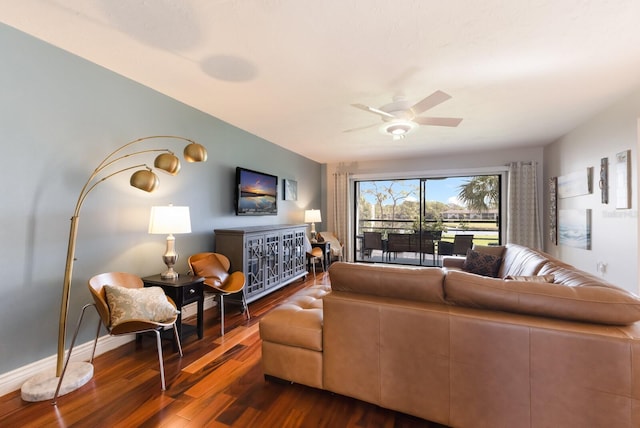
left=419, top=230, right=442, bottom=265
left=362, top=231, right=383, bottom=258
left=439, top=234, right=474, bottom=257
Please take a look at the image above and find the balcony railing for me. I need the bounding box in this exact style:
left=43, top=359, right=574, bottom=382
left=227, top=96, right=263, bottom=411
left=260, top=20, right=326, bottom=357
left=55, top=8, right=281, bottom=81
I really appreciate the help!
left=357, top=218, right=499, bottom=246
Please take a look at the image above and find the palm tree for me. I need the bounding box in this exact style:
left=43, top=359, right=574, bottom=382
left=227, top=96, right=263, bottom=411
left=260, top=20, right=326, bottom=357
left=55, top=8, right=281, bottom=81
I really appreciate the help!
left=457, top=176, right=499, bottom=212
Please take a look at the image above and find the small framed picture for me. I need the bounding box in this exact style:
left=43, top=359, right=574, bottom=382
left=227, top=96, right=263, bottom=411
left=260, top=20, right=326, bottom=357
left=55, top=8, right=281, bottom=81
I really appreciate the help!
left=283, top=179, right=297, bottom=201
left=549, top=177, right=557, bottom=244
left=615, top=150, right=631, bottom=209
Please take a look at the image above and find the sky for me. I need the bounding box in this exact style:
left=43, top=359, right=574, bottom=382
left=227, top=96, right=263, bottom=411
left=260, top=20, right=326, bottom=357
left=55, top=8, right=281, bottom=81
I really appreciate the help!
left=358, top=177, right=470, bottom=206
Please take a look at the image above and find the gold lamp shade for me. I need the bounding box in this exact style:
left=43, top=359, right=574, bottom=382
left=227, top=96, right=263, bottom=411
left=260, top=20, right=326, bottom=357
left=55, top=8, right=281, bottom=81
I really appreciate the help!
left=130, top=169, right=160, bottom=192
left=154, top=153, right=181, bottom=175
left=184, top=142, right=208, bottom=163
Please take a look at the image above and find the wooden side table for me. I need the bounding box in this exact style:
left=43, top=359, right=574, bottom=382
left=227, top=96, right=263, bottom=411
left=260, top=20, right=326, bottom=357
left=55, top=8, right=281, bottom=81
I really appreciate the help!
left=142, top=274, right=205, bottom=349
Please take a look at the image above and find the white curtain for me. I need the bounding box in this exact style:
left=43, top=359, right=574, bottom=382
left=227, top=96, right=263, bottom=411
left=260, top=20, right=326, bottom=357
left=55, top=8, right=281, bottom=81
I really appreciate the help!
left=333, top=170, right=353, bottom=261
left=507, top=161, right=542, bottom=249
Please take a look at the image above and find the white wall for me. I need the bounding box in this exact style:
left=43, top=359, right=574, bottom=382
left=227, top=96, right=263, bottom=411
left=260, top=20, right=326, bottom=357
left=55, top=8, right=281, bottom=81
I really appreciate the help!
left=544, top=89, right=640, bottom=293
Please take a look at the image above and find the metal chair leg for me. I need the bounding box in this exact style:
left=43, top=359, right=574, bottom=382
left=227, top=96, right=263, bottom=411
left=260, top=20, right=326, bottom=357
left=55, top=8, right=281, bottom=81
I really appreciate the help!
left=172, top=323, right=183, bottom=357
left=243, top=293, right=251, bottom=320
left=154, top=330, right=166, bottom=391
left=219, top=294, right=225, bottom=336
left=53, top=303, right=95, bottom=405
left=311, top=257, right=317, bottom=278
left=89, top=318, right=102, bottom=364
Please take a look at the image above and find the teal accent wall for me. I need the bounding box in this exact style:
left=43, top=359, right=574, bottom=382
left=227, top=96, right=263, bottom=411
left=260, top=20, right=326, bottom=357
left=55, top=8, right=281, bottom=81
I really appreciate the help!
left=0, top=23, right=321, bottom=375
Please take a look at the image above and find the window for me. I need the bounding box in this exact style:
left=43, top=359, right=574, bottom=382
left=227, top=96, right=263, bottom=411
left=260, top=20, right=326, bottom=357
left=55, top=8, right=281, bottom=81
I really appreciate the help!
left=354, top=175, right=501, bottom=265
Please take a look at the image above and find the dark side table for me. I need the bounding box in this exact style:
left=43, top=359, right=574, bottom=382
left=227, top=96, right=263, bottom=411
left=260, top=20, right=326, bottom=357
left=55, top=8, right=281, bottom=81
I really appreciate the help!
left=142, top=274, right=205, bottom=349
left=311, top=241, right=331, bottom=270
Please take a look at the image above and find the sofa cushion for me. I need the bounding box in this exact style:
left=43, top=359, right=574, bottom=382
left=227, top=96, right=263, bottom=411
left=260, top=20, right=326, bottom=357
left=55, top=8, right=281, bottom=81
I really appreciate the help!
left=499, top=244, right=549, bottom=278
left=328, top=262, right=446, bottom=304
left=463, top=249, right=502, bottom=277
left=537, top=264, right=607, bottom=288
left=505, top=274, right=555, bottom=283
left=444, top=270, right=640, bottom=325
left=473, top=244, right=506, bottom=258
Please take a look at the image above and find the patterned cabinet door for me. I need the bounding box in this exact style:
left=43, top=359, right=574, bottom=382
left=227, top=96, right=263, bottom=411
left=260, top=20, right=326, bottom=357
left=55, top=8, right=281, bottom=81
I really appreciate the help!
left=281, top=228, right=296, bottom=281
left=264, top=232, right=281, bottom=288
left=244, top=234, right=265, bottom=298
left=294, top=228, right=307, bottom=276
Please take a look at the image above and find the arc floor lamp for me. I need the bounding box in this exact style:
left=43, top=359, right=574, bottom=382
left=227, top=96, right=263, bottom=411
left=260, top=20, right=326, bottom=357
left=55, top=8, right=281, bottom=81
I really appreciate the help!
left=20, top=135, right=207, bottom=403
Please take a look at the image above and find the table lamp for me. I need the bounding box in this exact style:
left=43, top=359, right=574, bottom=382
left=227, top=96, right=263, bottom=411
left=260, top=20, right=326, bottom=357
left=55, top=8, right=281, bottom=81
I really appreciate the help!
left=149, top=205, right=192, bottom=279
left=304, top=209, right=322, bottom=243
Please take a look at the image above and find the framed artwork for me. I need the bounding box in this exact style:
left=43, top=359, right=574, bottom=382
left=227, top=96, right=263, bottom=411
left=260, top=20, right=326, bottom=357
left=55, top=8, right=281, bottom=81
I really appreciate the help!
left=615, top=150, right=631, bottom=209
left=599, top=157, right=608, bottom=204
left=558, top=209, right=591, bottom=250
left=549, top=177, right=557, bottom=244
left=557, top=168, right=592, bottom=199
left=283, top=179, right=297, bottom=201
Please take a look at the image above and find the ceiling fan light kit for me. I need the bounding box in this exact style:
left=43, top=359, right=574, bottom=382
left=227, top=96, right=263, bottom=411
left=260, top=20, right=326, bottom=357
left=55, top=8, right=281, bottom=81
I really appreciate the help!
left=350, top=90, right=463, bottom=139
left=381, top=120, right=416, bottom=140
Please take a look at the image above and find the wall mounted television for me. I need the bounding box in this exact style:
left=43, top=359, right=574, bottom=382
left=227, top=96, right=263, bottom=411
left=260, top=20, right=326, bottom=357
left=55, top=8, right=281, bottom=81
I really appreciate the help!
left=235, top=167, right=278, bottom=215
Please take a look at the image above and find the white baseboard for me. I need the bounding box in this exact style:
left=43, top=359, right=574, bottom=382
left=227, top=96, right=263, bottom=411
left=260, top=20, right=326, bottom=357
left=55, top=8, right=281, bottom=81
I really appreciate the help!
left=0, top=294, right=217, bottom=397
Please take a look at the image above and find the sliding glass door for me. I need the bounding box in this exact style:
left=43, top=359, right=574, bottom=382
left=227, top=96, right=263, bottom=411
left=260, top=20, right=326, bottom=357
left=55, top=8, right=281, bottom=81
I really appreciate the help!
left=354, top=175, right=501, bottom=265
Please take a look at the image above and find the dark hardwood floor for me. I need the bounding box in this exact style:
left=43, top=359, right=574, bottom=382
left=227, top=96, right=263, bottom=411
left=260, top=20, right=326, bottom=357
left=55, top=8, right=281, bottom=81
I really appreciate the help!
left=0, top=272, right=446, bottom=427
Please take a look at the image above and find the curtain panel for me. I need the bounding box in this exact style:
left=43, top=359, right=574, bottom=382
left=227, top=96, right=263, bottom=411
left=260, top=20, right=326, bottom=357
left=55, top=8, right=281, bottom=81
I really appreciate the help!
left=333, top=171, right=353, bottom=261
left=506, top=161, right=542, bottom=249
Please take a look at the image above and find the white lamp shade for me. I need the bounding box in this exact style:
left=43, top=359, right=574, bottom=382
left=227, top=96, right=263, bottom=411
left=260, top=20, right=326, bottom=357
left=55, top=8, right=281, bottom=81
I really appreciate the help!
left=148, top=205, right=191, bottom=234
left=304, top=209, right=322, bottom=223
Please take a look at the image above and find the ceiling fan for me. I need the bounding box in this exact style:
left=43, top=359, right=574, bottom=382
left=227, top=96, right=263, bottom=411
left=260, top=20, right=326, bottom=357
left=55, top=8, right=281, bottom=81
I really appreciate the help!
left=348, top=90, right=462, bottom=140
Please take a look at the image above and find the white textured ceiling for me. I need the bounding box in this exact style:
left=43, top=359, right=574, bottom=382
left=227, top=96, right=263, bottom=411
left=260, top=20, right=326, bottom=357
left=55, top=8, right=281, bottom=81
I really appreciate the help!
left=2, top=0, right=640, bottom=163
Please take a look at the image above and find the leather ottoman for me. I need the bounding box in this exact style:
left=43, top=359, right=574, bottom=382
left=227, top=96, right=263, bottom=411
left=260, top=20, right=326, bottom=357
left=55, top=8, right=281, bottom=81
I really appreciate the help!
left=259, top=284, right=330, bottom=388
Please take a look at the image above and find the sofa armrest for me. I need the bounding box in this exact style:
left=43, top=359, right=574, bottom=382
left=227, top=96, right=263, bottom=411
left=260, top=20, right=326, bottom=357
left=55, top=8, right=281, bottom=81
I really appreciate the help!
left=442, top=256, right=465, bottom=269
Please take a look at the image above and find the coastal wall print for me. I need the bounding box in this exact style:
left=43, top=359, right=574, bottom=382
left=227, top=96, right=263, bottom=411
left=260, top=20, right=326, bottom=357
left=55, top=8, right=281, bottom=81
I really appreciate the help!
left=615, top=150, right=631, bottom=209
left=558, top=208, right=591, bottom=250
left=599, top=157, right=608, bottom=204
left=549, top=177, right=558, bottom=244
left=557, top=168, right=593, bottom=199
left=283, top=178, right=298, bottom=201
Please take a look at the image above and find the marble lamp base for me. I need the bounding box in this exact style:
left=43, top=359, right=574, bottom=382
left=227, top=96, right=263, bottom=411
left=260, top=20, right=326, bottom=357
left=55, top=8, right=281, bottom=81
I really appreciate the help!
left=21, top=362, right=93, bottom=402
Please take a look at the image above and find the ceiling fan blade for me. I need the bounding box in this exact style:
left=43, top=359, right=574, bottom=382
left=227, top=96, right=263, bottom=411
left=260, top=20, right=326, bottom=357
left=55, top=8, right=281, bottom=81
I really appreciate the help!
left=414, top=116, right=463, bottom=127
left=351, top=103, right=395, bottom=119
left=343, top=123, right=379, bottom=133
left=410, top=90, right=452, bottom=115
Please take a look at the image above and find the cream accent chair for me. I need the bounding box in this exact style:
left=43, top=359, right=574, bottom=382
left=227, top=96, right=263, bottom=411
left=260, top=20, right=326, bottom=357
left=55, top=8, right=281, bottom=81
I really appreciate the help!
left=318, top=231, right=344, bottom=262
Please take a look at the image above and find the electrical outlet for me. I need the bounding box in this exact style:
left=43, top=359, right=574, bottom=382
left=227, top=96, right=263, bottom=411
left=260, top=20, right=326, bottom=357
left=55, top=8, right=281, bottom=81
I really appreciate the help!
left=596, top=262, right=607, bottom=274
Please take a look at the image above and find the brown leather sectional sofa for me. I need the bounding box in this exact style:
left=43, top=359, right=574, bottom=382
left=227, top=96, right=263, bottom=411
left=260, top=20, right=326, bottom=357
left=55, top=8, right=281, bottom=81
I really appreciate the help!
left=259, top=244, right=640, bottom=427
